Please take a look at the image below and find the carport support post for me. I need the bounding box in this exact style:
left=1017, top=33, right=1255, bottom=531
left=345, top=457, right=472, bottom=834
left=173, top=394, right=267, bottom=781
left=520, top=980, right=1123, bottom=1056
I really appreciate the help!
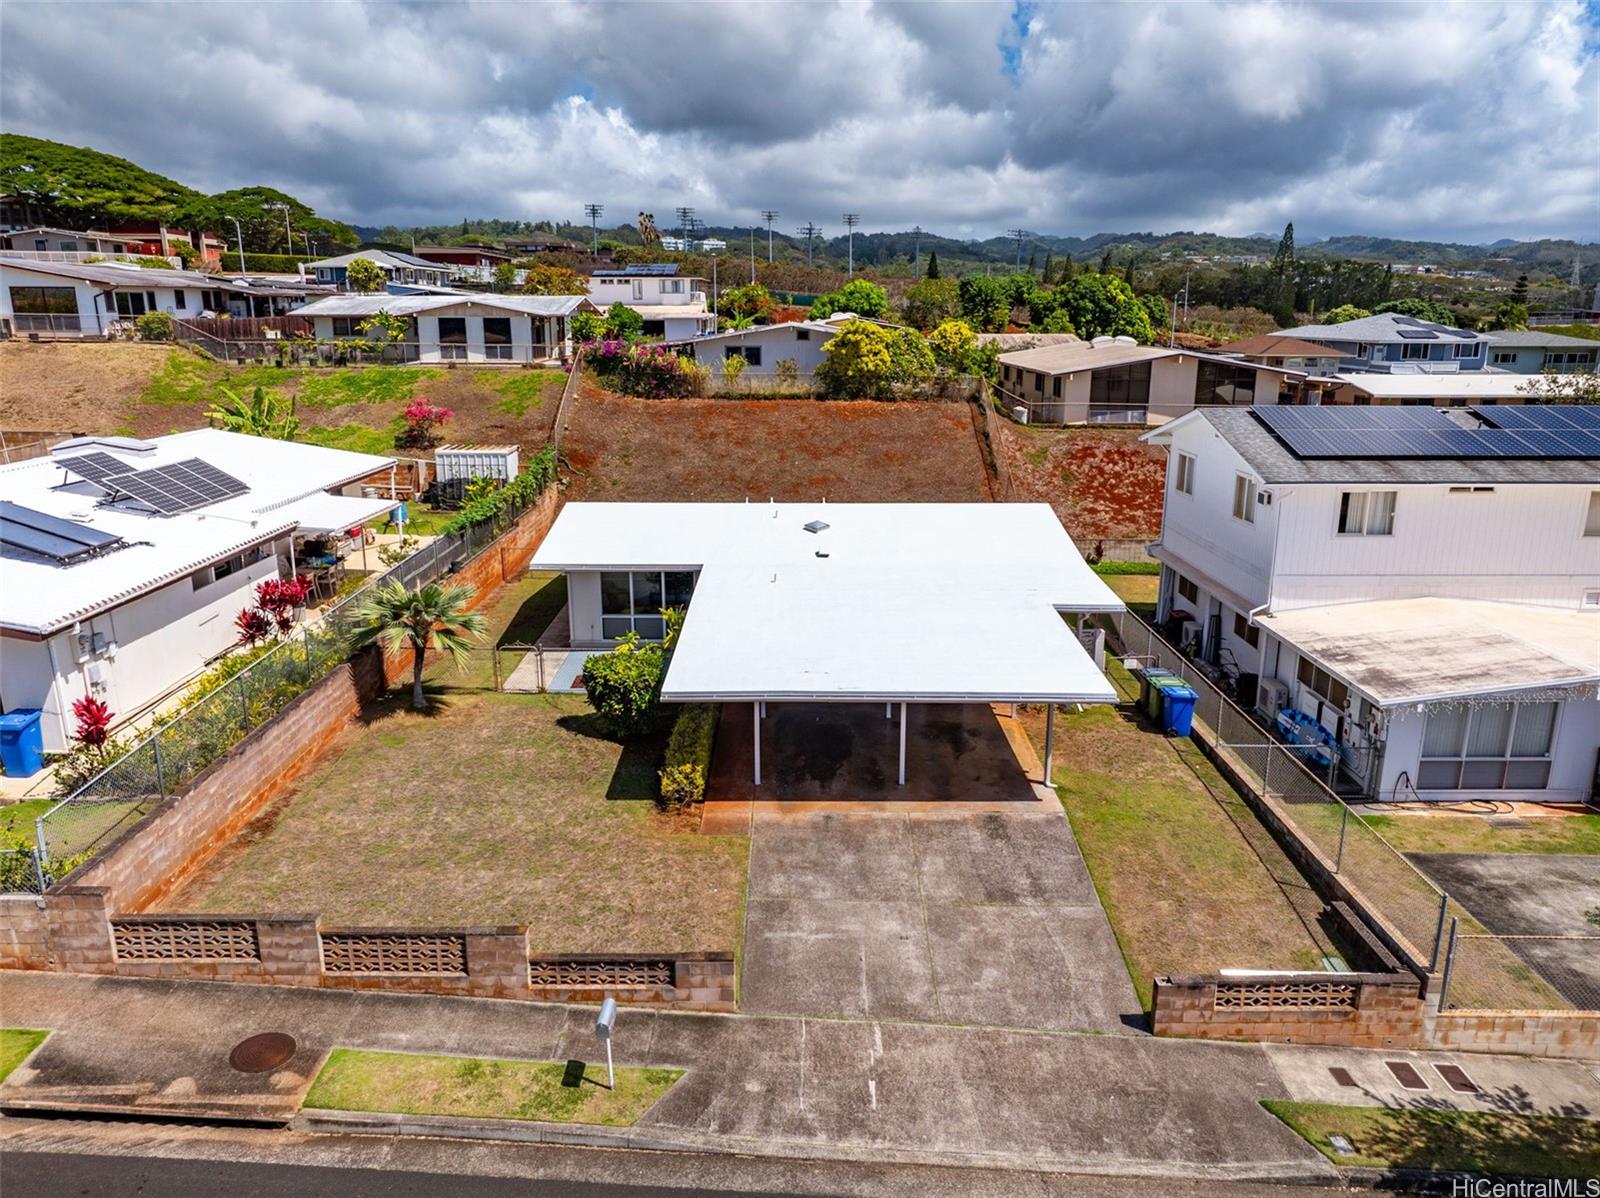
left=897, top=702, right=907, bottom=786
left=752, top=700, right=762, bottom=786
left=1043, top=704, right=1055, bottom=786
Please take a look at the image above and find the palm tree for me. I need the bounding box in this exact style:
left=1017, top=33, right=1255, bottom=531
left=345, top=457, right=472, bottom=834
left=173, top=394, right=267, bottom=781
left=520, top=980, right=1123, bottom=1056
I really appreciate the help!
left=346, top=580, right=488, bottom=709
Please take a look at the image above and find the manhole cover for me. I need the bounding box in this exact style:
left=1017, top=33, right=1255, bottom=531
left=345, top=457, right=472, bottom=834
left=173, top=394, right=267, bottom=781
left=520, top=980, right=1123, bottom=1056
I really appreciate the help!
left=1328, top=1066, right=1357, bottom=1087
left=1436, top=1063, right=1479, bottom=1093
left=1384, top=1060, right=1429, bottom=1091
left=228, top=1032, right=297, bottom=1073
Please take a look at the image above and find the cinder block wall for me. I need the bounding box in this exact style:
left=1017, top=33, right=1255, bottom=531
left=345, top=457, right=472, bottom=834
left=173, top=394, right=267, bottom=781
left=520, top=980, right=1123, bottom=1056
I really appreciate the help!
left=1152, top=972, right=1426, bottom=1049
left=0, top=894, right=52, bottom=970
left=1430, top=1011, right=1600, bottom=1062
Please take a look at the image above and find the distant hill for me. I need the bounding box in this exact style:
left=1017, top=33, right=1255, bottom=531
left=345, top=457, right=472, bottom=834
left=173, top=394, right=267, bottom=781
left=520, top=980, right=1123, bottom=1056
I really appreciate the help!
left=0, top=133, right=357, bottom=253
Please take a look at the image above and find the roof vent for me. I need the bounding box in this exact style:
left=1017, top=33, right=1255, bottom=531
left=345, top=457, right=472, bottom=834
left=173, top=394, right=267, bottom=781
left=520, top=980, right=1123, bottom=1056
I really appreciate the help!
left=803, top=520, right=829, bottom=534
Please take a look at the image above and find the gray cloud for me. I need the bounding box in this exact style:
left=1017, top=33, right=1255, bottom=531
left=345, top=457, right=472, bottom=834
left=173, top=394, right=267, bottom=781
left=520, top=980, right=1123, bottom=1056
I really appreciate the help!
left=2, top=0, right=1595, bottom=242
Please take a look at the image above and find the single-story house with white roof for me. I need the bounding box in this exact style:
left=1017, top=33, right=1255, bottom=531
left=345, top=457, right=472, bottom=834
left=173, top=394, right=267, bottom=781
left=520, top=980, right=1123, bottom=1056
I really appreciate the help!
left=996, top=337, right=1305, bottom=425
left=0, top=430, right=399, bottom=754
left=295, top=293, right=597, bottom=362
left=0, top=259, right=320, bottom=336
left=530, top=501, right=1122, bottom=786
left=664, top=321, right=838, bottom=375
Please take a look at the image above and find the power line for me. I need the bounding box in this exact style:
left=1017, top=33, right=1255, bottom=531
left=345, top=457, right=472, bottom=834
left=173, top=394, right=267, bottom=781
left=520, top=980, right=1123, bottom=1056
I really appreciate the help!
left=762, top=210, right=779, bottom=263
left=1006, top=228, right=1026, bottom=270
left=842, top=213, right=861, bottom=276
left=796, top=222, right=819, bottom=269
left=583, top=203, right=604, bottom=256
left=675, top=206, right=696, bottom=253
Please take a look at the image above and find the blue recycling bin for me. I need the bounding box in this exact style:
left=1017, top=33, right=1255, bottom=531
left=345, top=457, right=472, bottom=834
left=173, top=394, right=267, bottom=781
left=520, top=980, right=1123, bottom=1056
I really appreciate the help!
left=0, top=709, right=44, bottom=777
left=1160, top=684, right=1198, bottom=737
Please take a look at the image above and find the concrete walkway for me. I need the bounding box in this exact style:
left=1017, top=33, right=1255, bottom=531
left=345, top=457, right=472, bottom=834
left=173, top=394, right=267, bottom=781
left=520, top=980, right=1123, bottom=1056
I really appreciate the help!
left=740, top=810, right=1142, bottom=1031
left=0, top=970, right=1332, bottom=1181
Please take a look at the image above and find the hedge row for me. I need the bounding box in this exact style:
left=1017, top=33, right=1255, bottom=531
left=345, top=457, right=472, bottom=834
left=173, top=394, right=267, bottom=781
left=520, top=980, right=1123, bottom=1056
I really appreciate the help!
left=659, top=703, right=719, bottom=807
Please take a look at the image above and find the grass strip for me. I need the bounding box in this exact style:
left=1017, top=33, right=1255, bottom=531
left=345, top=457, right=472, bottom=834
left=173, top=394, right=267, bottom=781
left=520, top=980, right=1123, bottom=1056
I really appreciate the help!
left=304, top=1047, right=682, bottom=1127
left=1262, top=1100, right=1600, bottom=1177
left=0, top=1029, right=48, bottom=1081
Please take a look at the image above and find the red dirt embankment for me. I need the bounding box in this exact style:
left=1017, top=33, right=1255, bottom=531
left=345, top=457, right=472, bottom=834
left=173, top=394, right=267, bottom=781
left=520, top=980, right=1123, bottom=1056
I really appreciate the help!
left=999, top=423, right=1167, bottom=541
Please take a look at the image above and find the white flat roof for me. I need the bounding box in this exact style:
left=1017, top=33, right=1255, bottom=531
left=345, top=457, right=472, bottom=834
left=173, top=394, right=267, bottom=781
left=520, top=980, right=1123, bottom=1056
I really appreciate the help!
left=0, top=429, right=394, bottom=634
left=1260, top=597, right=1600, bottom=707
left=531, top=502, right=1123, bottom=703
left=276, top=491, right=398, bottom=534
left=1328, top=373, right=1558, bottom=399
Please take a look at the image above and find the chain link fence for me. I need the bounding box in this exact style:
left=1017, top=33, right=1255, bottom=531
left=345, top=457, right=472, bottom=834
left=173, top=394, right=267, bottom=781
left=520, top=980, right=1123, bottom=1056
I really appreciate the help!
left=1437, top=927, right=1600, bottom=1013
left=28, top=484, right=548, bottom=874
left=1099, top=608, right=1590, bottom=1013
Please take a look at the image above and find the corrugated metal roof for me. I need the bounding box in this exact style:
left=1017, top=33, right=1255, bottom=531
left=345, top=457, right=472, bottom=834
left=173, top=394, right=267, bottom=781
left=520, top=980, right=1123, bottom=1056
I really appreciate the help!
left=296, top=294, right=592, bottom=317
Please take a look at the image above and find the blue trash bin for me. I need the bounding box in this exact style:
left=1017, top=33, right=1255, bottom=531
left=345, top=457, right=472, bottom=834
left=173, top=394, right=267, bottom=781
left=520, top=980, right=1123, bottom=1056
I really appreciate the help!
left=0, top=709, right=45, bottom=777
left=1160, top=684, right=1198, bottom=737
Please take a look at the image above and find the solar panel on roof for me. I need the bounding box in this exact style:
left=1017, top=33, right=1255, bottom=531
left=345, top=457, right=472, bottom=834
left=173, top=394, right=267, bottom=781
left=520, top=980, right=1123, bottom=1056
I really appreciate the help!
left=55, top=451, right=138, bottom=488
left=1395, top=329, right=1438, bottom=339
left=1252, top=404, right=1597, bottom=460
left=100, top=457, right=249, bottom=515
left=0, top=500, right=124, bottom=563
left=1392, top=316, right=1426, bottom=326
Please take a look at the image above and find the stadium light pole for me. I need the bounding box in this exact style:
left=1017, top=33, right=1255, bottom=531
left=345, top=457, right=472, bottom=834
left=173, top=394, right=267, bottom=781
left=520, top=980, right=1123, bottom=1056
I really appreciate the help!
left=584, top=203, right=604, bottom=256
left=762, top=210, right=779, bottom=262
left=842, top=213, right=860, bottom=276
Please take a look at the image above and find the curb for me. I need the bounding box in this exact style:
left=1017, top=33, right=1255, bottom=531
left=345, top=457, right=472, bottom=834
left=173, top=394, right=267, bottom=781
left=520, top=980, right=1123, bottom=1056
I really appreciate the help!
left=293, top=1108, right=1343, bottom=1187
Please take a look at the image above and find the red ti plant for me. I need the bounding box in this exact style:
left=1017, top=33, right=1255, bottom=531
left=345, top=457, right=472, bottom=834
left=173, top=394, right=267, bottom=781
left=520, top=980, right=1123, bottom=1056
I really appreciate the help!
left=399, top=398, right=453, bottom=448
left=71, top=696, right=114, bottom=748
left=256, top=575, right=312, bottom=634
left=235, top=607, right=274, bottom=646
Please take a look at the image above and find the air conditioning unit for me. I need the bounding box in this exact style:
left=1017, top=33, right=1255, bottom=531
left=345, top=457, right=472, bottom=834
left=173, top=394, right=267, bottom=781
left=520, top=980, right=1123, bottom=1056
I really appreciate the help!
left=1257, top=490, right=1273, bottom=506
left=1076, top=625, right=1106, bottom=671
left=1257, top=677, right=1290, bottom=715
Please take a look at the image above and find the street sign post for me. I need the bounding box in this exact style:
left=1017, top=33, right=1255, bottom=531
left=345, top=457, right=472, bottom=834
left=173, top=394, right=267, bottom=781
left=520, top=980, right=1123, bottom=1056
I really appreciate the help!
left=595, top=997, right=617, bottom=1089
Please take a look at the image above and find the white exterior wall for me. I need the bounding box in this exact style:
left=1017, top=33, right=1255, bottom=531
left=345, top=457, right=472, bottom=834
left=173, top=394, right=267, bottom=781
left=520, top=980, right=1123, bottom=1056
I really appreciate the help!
left=1012, top=357, right=1284, bottom=425
left=2, top=551, right=273, bottom=753
left=0, top=268, right=113, bottom=334
left=1270, top=482, right=1600, bottom=611
left=1154, top=422, right=1277, bottom=613
left=588, top=278, right=703, bottom=306
left=566, top=570, right=604, bottom=645
left=684, top=326, right=833, bottom=375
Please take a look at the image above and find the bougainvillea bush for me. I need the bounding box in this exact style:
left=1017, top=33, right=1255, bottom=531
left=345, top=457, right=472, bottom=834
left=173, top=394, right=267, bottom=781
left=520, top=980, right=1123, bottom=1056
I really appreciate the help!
left=586, top=339, right=699, bottom=398
left=399, top=398, right=454, bottom=447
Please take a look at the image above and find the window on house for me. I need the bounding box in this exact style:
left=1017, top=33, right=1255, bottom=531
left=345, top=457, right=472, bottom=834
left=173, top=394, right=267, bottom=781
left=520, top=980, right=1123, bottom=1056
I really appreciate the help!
left=1585, top=492, right=1600, bottom=537
left=1052, top=376, right=1062, bottom=398
left=61, top=240, right=77, bottom=252
left=1088, top=361, right=1152, bottom=419
left=33, top=239, right=47, bottom=252
left=795, top=329, right=811, bottom=340
left=1296, top=657, right=1349, bottom=711
left=1194, top=359, right=1257, bottom=406
left=482, top=316, right=512, bottom=360
left=1175, top=574, right=1198, bottom=604
left=8, top=286, right=76, bottom=314
left=438, top=317, right=467, bottom=360
left=1034, top=372, right=1043, bottom=392
left=726, top=346, right=762, bottom=366
left=599, top=570, right=697, bottom=640
left=1232, top=611, right=1260, bottom=649
left=1338, top=490, right=1396, bottom=536
left=1491, top=351, right=1517, bottom=364
left=1418, top=701, right=1557, bottom=790
left=331, top=317, right=359, bottom=338
left=173, top=290, right=186, bottom=309
left=1400, top=342, right=1429, bottom=360
left=114, top=291, right=148, bottom=316
left=1355, top=343, right=1371, bottom=358
left=1453, top=341, right=1479, bottom=359
left=1232, top=474, right=1257, bottom=523
left=1174, top=451, right=1195, bottom=496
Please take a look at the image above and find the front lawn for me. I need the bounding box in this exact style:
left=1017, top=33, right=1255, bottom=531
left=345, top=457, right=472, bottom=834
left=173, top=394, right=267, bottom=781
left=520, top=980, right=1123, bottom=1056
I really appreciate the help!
left=1358, top=811, right=1600, bottom=856
left=1036, top=661, right=1343, bottom=1009
left=1262, top=1101, right=1600, bottom=1178
left=305, top=1047, right=680, bottom=1126
left=1101, top=572, right=1158, bottom=620
left=0, top=1029, right=48, bottom=1081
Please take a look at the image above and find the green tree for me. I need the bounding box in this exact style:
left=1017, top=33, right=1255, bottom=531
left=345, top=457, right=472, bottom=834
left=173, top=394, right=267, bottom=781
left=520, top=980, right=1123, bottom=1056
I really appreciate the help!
left=1512, top=274, right=1530, bottom=306
left=0, top=132, right=197, bottom=224
left=492, top=261, right=517, bottom=292
left=1490, top=301, right=1529, bottom=331
left=1054, top=273, right=1155, bottom=342
left=519, top=263, right=588, bottom=295
left=958, top=274, right=1009, bottom=332
left=1042, top=252, right=1054, bottom=284
left=808, top=279, right=890, bottom=320
left=902, top=277, right=959, bottom=330
left=1375, top=297, right=1454, bottom=326
left=582, top=612, right=684, bottom=737
left=814, top=320, right=935, bottom=398
left=134, top=310, right=175, bottom=341
left=603, top=302, right=644, bottom=339
left=345, top=256, right=386, bottom=293
left=1266, top=221, right=1297, bottom=325
left=570, top=309, right=606, bottom=342
left=1139, top=293, right=1170, bottom=334
left=1039, top=309, right=1074, bottom=334
left=925, top=251, right=940, bottom=279
left=346, top=580, right=488, bottom=710
left=717, top=282, right=775, bottom=322
left=175, top=185, right=356, bottom=253
left=1322, top=303, right=1372, bottom=324
left=925, top=318, right=976, bottom=372
left=205, top=386, right=300, bottom=440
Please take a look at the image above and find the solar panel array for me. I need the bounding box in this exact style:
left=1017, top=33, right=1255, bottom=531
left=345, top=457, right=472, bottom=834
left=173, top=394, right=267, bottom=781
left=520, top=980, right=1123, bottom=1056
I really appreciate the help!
left=1255, top=404, right=1600, bottom=460
left=0, top=500, right=124, bottom=564
left=56, top=451, right=138, bottom=488
left=104, top=457, right=251, bottom=515
left=596, top=264, right=679, bottom=277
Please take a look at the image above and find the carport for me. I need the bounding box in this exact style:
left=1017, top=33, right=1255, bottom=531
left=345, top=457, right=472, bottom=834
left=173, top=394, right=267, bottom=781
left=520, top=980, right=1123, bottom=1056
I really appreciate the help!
left=530, top=501, right=1126, bottom=789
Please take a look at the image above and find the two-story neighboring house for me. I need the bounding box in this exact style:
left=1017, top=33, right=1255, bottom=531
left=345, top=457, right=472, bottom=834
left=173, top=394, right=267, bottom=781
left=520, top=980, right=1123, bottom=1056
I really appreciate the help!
left=587, top=265, right=715, bottom=340
left=1484, top=330, right=1599, bottom=374
left=1276, top=313, right=1492, bottom=374
left=1141, top=404, right=1600, bottom=805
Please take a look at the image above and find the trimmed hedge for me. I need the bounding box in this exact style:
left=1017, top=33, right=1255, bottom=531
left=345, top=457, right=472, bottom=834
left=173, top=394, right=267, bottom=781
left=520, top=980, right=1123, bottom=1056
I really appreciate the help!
left=1091, top=560, right=1160, bottom=575
left=658, top=703, right=719, bottom=807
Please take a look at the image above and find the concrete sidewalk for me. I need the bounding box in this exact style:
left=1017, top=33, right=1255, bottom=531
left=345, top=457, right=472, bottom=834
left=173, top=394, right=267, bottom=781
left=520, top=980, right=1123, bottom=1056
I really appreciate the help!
left=4, top=972, right=1596, bottom=1182
left=0, top=971, right=1327, bottom=1181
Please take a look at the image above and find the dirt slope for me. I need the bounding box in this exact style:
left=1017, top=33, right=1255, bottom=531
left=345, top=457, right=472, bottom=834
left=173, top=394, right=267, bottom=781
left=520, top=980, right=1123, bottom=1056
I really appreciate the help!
left=999, top=421, right=1167, bottom=541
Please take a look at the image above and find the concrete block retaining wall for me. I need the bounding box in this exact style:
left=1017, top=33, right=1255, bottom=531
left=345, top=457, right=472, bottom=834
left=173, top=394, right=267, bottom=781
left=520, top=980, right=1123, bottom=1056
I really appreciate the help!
left=1429, top=1011, right=1600, bottom=1061
left=1153, top=971, right=1426, bottom=1049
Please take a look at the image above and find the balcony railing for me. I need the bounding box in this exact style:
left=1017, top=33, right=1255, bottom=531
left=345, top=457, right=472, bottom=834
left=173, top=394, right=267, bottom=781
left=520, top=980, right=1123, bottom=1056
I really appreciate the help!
left=7, top=313, right=86, bottom=334
left=0, top=248, right=181, bottom=267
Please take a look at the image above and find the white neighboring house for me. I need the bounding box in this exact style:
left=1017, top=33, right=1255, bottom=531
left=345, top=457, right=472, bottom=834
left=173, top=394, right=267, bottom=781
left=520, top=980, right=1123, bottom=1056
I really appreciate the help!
left=1317, top=372, right=1571, bottom=406
left=996, top=337, right=1304, bottom=425
left=0, top=430, right=399, bottom=756
left=304, top=249, right=456, bottom=292
left=586, top=266, right=715, bottom=340
left=296, top=293, right=597, bottom=362
left=1141, top=405, right=1600, bottom=804
left=0, top=259, right=316, bottom=335
left=665, top=321, right=837, bottom=376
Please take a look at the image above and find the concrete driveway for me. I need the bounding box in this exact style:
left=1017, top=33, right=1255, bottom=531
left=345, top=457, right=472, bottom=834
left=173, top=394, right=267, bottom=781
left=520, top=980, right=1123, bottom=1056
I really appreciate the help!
left=740, top=810, right=1142, bottom=1032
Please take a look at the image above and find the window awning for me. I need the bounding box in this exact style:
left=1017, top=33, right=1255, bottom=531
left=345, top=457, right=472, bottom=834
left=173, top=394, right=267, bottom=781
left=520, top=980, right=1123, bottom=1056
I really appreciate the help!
left=279, top=492, right=397, bottom=535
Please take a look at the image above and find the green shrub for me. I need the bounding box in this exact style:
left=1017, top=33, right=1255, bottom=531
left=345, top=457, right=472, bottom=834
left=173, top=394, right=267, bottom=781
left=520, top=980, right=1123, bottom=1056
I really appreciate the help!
left=439, top=446, right=557, bottom=535
left=659, top=704, right=719, bottom=807
left=582, top=637, right=669, bottom=738
left=1091, top=560, right=1160, bottom=575
left=135, top=311, right=176, bottom=341
left=134, top=255, right=176, bottom=270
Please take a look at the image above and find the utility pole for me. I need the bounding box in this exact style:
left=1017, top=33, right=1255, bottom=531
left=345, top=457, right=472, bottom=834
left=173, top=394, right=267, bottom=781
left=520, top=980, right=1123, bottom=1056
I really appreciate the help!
left=796, top=222, right=819, bottom=269
left=1007, top=228, right=1026, bottom=271
left=749, top=225, right=756, bottom=284
left=842, top=213, right=860, bottom=276
left=229, top=216, right=247, bottom=273
left=584, top=203, right=604, bottom=256
left=675, top=206, right=696, bottom=253
left=911, top=225, right=923, bottom=273
left=269, top=202, right=293, bottom=253
left=762, top=210, right=779, bottom=262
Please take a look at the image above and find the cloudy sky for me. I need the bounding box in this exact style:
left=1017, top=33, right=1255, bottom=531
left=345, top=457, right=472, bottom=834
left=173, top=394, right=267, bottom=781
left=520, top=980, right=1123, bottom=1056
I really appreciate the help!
left=4, top=1, right=1598, bottom=243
